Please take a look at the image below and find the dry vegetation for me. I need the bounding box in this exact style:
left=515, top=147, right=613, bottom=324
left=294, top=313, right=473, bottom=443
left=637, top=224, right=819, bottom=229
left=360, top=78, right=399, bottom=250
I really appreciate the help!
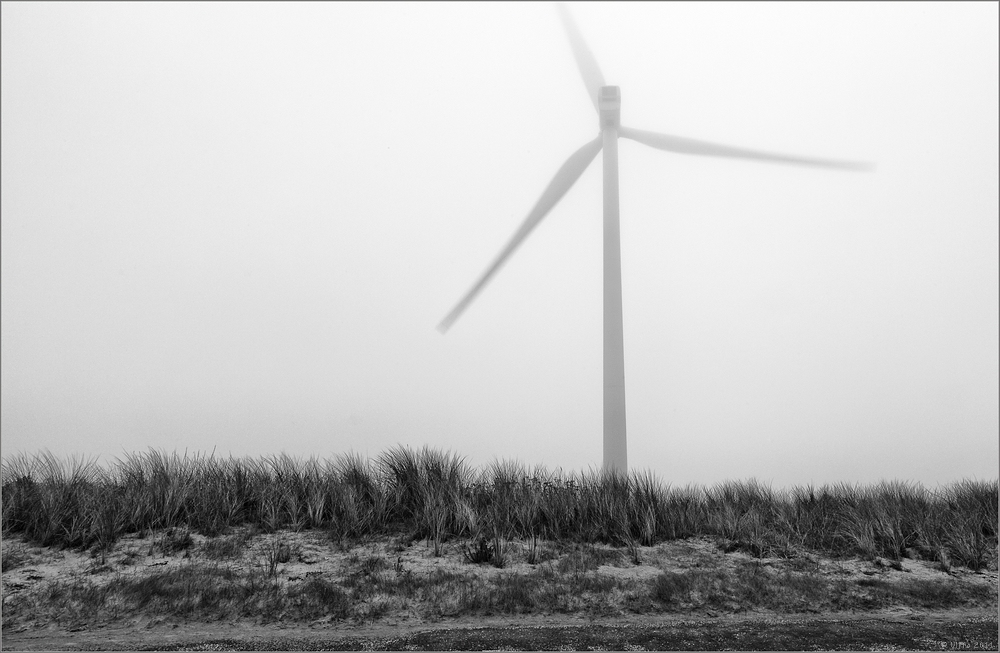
left=1, top=447, right=997, bottom=637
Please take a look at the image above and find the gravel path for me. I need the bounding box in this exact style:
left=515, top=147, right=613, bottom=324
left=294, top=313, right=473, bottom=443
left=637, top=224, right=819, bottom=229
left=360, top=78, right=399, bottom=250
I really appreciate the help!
left=3, top=611, right=997, bottom=651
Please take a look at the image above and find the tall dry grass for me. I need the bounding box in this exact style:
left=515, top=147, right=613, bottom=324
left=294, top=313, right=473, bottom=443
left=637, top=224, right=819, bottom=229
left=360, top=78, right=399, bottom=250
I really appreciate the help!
left=2, top=447, right=996, bottom=570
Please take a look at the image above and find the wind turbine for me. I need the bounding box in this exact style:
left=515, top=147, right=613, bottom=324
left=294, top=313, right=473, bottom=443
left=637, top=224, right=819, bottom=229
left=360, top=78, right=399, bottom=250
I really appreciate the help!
left=438, top=4, right=871, bottom=474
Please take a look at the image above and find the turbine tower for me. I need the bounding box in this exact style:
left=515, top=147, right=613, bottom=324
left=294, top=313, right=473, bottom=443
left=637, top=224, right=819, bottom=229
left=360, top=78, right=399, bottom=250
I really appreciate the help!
left=438, top=4, right=870, bottom=474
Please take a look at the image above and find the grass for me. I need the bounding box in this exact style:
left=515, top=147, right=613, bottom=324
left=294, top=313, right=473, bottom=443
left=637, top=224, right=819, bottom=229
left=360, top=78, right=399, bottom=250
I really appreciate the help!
left=3, top=447, right=996, bottom=570
left=645, top=563, right=996, bottom=613
left=3, top=447, right=995, bottom=634
left=1, top=542, right=30, bottom=572
left=202, top=529, right=252, bottom=560
left=4, top=551, right=994, bottom=630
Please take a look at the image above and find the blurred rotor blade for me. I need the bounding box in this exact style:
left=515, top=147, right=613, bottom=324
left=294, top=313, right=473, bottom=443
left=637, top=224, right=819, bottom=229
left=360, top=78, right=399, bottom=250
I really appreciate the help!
left=619, top=126, right=873, bottom=171
left=556, top=3, right=606, bottom=113
left=438, top=135, right=603, bottom=333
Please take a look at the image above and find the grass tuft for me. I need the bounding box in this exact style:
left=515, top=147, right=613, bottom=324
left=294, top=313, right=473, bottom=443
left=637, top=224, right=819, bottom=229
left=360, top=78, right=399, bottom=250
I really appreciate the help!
left=2, top=449, right=996, bottom=573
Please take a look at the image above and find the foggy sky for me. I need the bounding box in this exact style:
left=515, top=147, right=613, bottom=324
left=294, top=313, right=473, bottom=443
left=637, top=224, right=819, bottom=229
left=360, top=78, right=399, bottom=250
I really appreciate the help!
left=2, top=2, right=997, bottom=487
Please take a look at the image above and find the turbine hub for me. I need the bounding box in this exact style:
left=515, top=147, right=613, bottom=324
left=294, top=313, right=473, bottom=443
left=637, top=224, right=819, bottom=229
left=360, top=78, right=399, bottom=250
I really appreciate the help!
left=599, top=86, right=620, bottom=129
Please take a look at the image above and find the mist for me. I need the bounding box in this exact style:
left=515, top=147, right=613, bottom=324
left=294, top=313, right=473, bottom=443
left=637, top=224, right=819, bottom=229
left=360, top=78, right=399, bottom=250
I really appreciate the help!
left=2, top=2, right=997, bottom=488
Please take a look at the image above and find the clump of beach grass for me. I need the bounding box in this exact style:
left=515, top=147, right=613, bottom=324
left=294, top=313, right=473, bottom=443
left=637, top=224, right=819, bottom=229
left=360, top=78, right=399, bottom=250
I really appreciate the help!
left=2, top=447, right=996, bottom=571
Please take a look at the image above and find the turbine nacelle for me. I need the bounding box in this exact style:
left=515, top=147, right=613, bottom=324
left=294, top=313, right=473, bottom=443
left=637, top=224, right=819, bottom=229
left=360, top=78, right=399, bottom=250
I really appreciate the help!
left=599, top=86, right=620, bottom=129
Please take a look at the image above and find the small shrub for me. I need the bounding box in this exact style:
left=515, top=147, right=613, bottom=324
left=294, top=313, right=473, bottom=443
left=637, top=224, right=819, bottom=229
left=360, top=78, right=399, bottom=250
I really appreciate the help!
left=651, top=571, right=696, bottom=605
left=491, top=536, right=508, bottom=568
left=165, top=528, right=194, bottom=554
left=495, top=573, right=536, bottom=612
left=626, top=538, right=642, bottom=565
left=2, top=543, right=29, bottom=572
left=937, top=548, right=953, bottom=574
left=462, top=537, right=495, bottom=565
left=651, top=569, right=731, bottom=609
left=383, top=564, right=420, bottom=597
left=361, top=554, right=387, bottom=575
left=290, top=576, right=351, bottom=619
left=261, top=537, right=297, bottom=577
left=526, top=534, right=541, bottom=565
left=203, top=531, right=251, bottom=560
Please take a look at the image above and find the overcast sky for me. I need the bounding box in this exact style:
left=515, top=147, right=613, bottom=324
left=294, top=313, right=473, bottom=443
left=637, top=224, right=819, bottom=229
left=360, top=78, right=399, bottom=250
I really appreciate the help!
left=2, top=2, right=997, bottom=487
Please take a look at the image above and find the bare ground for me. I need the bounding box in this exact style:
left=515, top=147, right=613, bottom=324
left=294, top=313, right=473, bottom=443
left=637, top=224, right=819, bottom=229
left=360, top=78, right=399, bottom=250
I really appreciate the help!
left=3, top=611, right=998, bottom=651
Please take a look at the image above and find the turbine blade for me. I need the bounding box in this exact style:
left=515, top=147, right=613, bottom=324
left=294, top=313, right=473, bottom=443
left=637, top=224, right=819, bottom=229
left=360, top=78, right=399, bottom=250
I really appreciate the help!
left=556, top=3, right=606, bottom=113
left=438, top=135, right=603, bottom=333
left=619, top=126, right=873, bottom=171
